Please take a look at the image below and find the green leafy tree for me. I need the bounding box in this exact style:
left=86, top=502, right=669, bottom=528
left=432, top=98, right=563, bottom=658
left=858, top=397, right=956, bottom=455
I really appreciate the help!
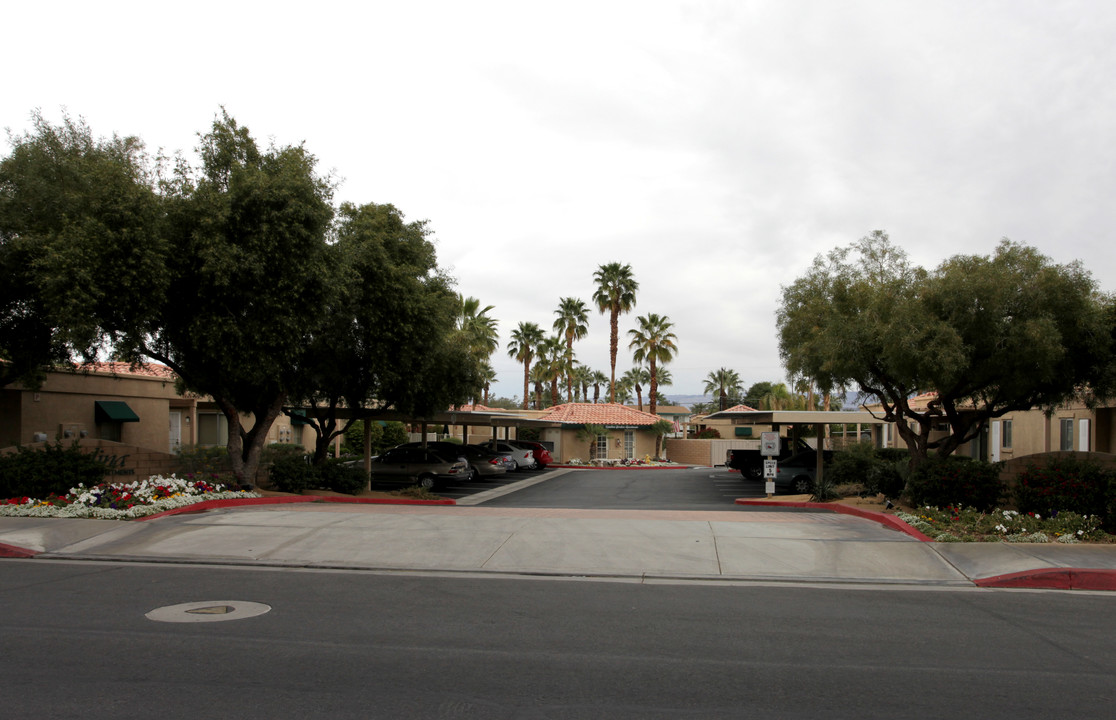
left=287, top=202, right=479, bottom=464
left=777, top=231, right=1115, bottom=465
left=507, top=321, right=545, bottom=409
left=592, top=263, right=638, bottom=402
left=703, top=368, right=743, bottom=411
left=627, top=313, right=677, bottom=415
left=743, top=381, right=775, bottom=409
left=553, top=297, right=590, bottom=402
left=0, top=111, right=165, bottom=387
left=141, top=111, right=336, bottom=482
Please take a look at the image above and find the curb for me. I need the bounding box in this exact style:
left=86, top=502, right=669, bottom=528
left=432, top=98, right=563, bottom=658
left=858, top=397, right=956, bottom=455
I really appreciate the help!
left=137, top=494, right=457, bottom=522
left=0, top=542, right=39, bottom=558
left=549, top=464, right=690, bottom=470
left=973, top=568, right=1116, bottom=591
left=736, top=499, right=935, bottom=541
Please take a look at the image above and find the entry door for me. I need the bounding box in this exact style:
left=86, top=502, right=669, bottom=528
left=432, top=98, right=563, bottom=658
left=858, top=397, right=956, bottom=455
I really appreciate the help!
left=989, top=421, right=1001, bottom=463
left=169, top=412, right=182, bottom=452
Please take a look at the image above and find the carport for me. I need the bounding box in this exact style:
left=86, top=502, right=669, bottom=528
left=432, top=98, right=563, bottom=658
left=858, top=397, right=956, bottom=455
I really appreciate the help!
left=704, top=409, right=890, bottom=487
left=289, top=406, right=561, bottom=487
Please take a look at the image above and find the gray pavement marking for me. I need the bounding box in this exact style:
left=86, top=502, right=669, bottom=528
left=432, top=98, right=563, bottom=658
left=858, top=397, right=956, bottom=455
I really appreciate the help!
left=454, top=468, right=578, bottom=505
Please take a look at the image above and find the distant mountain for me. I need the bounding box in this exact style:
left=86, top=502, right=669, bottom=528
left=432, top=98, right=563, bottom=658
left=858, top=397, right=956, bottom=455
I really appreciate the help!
left=663, top=394, right=712, bottom=409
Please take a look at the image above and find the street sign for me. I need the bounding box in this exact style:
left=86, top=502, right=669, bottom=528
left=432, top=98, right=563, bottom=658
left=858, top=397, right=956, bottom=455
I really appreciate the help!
left=763, top=459, right=777, bottom=478
left=760, top=432, right=780, bottom=457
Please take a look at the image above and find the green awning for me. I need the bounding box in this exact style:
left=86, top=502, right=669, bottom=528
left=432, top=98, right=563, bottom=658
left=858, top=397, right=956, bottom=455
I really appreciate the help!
left=95, top=400, right=140, bottom=423
left=289, top=409, right=310, bottom=426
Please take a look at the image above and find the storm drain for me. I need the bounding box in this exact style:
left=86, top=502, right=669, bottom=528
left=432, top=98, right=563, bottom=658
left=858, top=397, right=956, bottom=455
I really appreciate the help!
left=146, top=601, right=272, bottom=623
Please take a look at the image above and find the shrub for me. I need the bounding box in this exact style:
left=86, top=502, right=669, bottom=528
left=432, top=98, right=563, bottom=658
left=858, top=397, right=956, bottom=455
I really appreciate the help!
left=1014, top=456, right=1113, bottom=521
left=695, top=428, right=721, bottom=439
left=906, top=455, right=1005, bottom=511
left=828, top=442, right=907, bottom=498
left=0, top=439, right=112, bottom=499
left=174, top=445, right=232, bottom=477
left=318, top=459, right=367, bottom=495
left=267, top=454, right=314, bottom=494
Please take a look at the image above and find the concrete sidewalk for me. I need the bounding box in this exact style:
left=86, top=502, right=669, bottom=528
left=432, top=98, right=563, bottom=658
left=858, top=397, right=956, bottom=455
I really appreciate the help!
left=3, top=503, right=1115, bottom=589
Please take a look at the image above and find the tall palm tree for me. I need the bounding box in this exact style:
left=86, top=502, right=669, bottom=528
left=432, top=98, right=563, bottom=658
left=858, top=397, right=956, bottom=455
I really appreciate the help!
left=621, top=367, right=651, bottom=411
left=703, top=367, right=743, bottom=411
left=507, top=321, right=545, bottom=409
left=627, top=313, right=677, bottom=415
left=553, top=297, right=590, bottom=402
left=479, top=361, right=496, bottom=406
left=529, top=361, right=548, bottom=409
left=592, top=263, right=638, bottom=402
left=590, top=369, right=609, bottom=402
left=456, top=295, right=499, bottom=359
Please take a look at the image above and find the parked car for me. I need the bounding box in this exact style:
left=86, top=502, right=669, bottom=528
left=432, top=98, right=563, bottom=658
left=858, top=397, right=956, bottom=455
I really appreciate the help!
left=508, top=440, right=553, bottom=469
left=767, top=451, right=829, bottom=494
left=481, top=441, right=536, bottom=471
left=470, top=444, right=518, bottom=472
left=397, top=441, right=511, bottom=481
left=369, top=446, right=468, bottom=490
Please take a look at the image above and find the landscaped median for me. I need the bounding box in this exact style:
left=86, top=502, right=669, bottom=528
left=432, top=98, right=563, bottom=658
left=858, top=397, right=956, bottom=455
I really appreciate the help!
left=0, top=474, right=456, bottom=523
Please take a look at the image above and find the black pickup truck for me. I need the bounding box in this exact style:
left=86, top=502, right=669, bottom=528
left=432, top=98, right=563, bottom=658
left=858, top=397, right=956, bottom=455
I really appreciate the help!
left=725, top=437, right=825, bottom=479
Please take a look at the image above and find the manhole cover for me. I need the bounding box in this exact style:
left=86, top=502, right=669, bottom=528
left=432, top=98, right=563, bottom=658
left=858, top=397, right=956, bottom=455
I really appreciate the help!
left=146, top=601, right=271, bottom=623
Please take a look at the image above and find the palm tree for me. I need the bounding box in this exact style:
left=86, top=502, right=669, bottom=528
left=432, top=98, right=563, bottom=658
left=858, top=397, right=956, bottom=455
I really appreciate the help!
left=590, top=369, right=609, bottom=402
left=456, top=295, right=499, bottom=359
left=621, top=367, right=651, bottom=411
left=538, top=335, right=566, bottom=407
left=553, top=297, right=590, bottom=402
left=571, top=364, right=593, bottom=402
left=479, top=361, right=496, bottom=406
left=529, top=361, right=548, bottom=409
left=507, top=321, right=545, bottom=409
left=627, top=313, right=677, bottom=415
left=703, top=367, right=743, bottom=411
left=592, top=263, right=638, bottom=402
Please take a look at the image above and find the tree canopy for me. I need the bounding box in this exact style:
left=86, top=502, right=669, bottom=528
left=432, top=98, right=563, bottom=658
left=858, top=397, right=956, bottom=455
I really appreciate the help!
left=777, top=231, right=1115, bottom=463
left=1, top=110, right=480, bottom=480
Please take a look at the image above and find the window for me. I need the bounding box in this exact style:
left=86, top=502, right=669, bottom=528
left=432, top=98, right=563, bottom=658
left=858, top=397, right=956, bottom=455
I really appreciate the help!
left=1060, top=418, right=1074, bottom=451
left=624, top=430, right=634, bottom=459
left=1001, top=420, right=1012, bottom=450
left=198, top=413, right=229, bottom=446
left=594, top=434, right=609, bottom=459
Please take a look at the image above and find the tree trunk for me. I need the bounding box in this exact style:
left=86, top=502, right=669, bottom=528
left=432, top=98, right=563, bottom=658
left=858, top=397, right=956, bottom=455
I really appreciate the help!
left=219, top=393, right=286, bottom=486
left=609, top=308, right=619, bottom=402
left=522, top=360, right=530, bottom=410
left=648, top=359, right=658, bottom=415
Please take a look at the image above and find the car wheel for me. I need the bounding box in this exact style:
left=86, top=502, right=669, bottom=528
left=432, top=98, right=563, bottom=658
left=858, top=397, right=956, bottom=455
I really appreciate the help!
left=792, top=476, right=813, bottom=494
left=465, top=465, right=478, bottom=482
left=417, top=474, right=438, bottom=491
left=744, top=465, right=763, bottom=480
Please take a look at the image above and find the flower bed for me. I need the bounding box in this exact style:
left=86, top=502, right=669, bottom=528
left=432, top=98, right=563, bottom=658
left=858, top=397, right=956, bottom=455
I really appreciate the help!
left=0, top=475, right=259, bottom=520
left=895, top=505, right=1114, bottom=543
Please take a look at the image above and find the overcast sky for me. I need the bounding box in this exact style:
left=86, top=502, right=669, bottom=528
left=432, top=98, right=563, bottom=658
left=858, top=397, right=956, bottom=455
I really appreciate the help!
left=5, top=1, right=1116, bottom=403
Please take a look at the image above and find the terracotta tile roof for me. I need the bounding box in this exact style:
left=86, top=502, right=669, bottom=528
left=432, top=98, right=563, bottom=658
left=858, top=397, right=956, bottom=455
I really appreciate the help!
left=724, top=404, right=758, bottom=412
left=450, top=403, right=500, bottom=412
left=75, top=362, right=177, bottom=379
left=539, top=403, right=663, bottom=426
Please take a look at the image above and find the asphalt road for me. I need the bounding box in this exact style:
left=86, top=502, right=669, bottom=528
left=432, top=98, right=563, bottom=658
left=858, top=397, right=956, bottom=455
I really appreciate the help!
left=475, top=466, right=772, bottom=509
left=2, top=561, right=1113, bottom=719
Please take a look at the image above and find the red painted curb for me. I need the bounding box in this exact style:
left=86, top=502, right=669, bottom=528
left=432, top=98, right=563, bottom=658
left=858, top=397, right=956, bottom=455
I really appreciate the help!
left=136, top=494, right=457, bottom=521
left=736, top=499, right=935, bottom=542
left=549, top=465, right=689, bottom=470
left=974, top=568, right=1116, bottom=591
left=0, top=542, right=39, bottom=558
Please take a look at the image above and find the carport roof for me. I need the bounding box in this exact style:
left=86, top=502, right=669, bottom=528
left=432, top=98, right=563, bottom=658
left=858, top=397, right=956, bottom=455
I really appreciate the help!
left=703, top=409, right=887, bottom=425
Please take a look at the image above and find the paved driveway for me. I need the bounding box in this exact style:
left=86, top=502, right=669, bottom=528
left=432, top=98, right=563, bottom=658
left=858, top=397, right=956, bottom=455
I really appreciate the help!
left=471, top=466, right=771, bottom=510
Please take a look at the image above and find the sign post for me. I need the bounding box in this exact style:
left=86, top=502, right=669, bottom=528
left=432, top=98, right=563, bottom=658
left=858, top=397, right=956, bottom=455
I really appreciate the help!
left=760, top=432, right=780, bottom=497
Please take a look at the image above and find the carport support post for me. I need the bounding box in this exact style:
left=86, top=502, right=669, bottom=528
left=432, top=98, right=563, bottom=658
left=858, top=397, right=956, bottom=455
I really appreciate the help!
left=815, top=423, right=825, bottom=491
left=363, top=419, right=372, bottom=492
